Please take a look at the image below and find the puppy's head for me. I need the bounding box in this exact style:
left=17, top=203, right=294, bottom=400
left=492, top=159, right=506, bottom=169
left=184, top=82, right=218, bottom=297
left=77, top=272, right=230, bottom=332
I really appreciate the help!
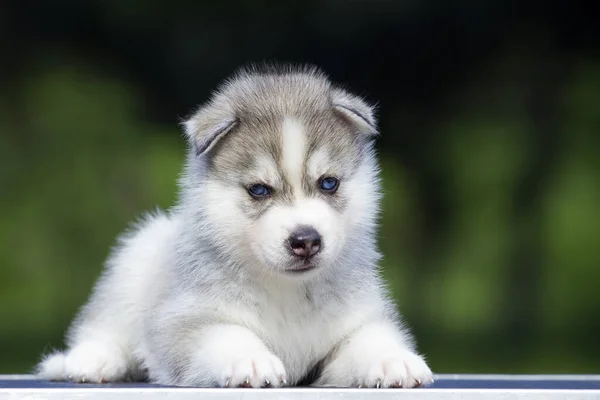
left=183, top=65, right=381, bottom=279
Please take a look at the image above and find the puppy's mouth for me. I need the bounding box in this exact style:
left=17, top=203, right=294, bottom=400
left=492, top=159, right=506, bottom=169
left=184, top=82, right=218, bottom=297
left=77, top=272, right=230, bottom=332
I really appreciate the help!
left=285, top=260, right=318, bottom=274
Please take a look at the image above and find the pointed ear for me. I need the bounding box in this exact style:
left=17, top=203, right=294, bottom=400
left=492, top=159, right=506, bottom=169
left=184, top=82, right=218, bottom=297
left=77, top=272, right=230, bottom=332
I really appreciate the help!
left=332, top=88, right=378, bottom=136
left=182, top=104, right=239, bottom=156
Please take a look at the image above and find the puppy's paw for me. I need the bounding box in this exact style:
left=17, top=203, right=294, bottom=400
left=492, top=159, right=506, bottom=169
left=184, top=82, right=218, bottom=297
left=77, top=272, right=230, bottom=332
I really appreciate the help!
left=186, top=325, right=288, bottom=388
left=62, top=341, right=129, bottom=383
left=316, top=321, right=433, bottom=388
left=356, top=350, right=433, bottom=388
left=217, top=350, right=287, bottom=388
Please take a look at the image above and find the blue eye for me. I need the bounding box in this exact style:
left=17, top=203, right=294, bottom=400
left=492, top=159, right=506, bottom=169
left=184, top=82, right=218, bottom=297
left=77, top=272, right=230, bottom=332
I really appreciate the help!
left=248, top=183, right=271, bottom=198
left=319, top=177, right=339, bottom=193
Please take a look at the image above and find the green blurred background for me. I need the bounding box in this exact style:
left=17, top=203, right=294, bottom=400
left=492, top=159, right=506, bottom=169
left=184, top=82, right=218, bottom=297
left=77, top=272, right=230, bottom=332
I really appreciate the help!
left=1, top=1, right=598, bottom=375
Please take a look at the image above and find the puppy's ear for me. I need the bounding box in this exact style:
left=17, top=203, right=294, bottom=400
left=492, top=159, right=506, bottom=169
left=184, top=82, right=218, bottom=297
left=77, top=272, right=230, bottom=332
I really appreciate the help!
left=332, top=88, right=378, bottom=136
left=183, top=104, right=239, bottom=156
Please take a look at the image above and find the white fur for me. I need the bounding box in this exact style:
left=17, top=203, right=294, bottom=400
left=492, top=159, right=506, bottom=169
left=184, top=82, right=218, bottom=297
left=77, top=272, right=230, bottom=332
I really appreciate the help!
left=185, top=325, right=287, bottom=387
left=316, top=321, right=432, bottom=388
left=36, top=68, right=433, bottom=389
left=37, top=212, right=177, bottom=382
left=281, top=117, right=306, bottom=198
left=38, top=189, right=432, bottom=387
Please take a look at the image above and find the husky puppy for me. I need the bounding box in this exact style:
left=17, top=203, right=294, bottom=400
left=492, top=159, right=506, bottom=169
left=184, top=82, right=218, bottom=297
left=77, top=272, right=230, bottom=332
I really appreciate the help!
left=36, top=64, right=433, bottom=388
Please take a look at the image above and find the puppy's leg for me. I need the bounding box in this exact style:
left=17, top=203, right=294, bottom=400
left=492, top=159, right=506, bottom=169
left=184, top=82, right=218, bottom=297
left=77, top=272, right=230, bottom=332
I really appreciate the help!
left=37, top=282, right=135, bottom=384
left=37, top=284, right=138, bottom=383
left=315, top=321, right=433, bottom=388
left=155, top=324, right=287, bottom=388
left=37, top=212, right=173, bottom=383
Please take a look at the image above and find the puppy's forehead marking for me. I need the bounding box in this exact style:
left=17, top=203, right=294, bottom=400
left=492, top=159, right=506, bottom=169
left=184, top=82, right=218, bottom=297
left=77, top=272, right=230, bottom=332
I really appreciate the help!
left=252, top=156, right=280, bottom=184
left=281, top=117, right=306, bottom=197
left=307, top=146, right=330, bottom=178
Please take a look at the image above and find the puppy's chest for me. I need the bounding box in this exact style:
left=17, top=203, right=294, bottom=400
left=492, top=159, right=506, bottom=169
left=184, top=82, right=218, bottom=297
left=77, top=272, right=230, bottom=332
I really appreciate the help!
left=261, top=301, right=329, bottom=348
left=251, top=286, right=350, bottom=379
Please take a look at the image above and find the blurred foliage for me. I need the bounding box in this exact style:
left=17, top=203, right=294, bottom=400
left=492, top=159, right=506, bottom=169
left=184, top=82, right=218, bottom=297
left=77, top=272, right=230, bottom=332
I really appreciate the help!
left=1, top=0, right=599, bottom=374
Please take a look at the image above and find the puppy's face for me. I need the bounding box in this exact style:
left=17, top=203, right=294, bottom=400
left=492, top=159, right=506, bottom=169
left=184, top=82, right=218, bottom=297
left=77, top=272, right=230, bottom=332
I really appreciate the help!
left=184, top=68, right=380, bottom=279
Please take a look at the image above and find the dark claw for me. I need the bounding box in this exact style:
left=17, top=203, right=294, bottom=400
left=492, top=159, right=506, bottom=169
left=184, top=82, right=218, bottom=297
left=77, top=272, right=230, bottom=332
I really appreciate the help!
left=238, top=377, right=252, bottom=388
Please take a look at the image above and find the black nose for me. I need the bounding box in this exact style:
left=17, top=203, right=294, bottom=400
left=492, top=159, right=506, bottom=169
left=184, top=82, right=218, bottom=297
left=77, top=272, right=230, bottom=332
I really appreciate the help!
left=288, top=227, right=322, bottom=258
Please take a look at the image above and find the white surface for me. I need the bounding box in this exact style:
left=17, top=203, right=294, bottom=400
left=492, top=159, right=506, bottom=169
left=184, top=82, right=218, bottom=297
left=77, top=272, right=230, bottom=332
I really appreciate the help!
left=2, top=375, right=600, bottom=400
left=1, top=388, right=600, bottom=400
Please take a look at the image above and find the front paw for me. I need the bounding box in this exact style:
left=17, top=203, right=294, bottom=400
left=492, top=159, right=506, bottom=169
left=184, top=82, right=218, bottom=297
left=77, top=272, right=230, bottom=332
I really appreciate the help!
left=185, top=325, right=288, bottom=388
left=356, top=350, right=433, bottom=388
left=316, top=321, right=433, bottom=388
left=218, top=350, right=287, bottom=388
